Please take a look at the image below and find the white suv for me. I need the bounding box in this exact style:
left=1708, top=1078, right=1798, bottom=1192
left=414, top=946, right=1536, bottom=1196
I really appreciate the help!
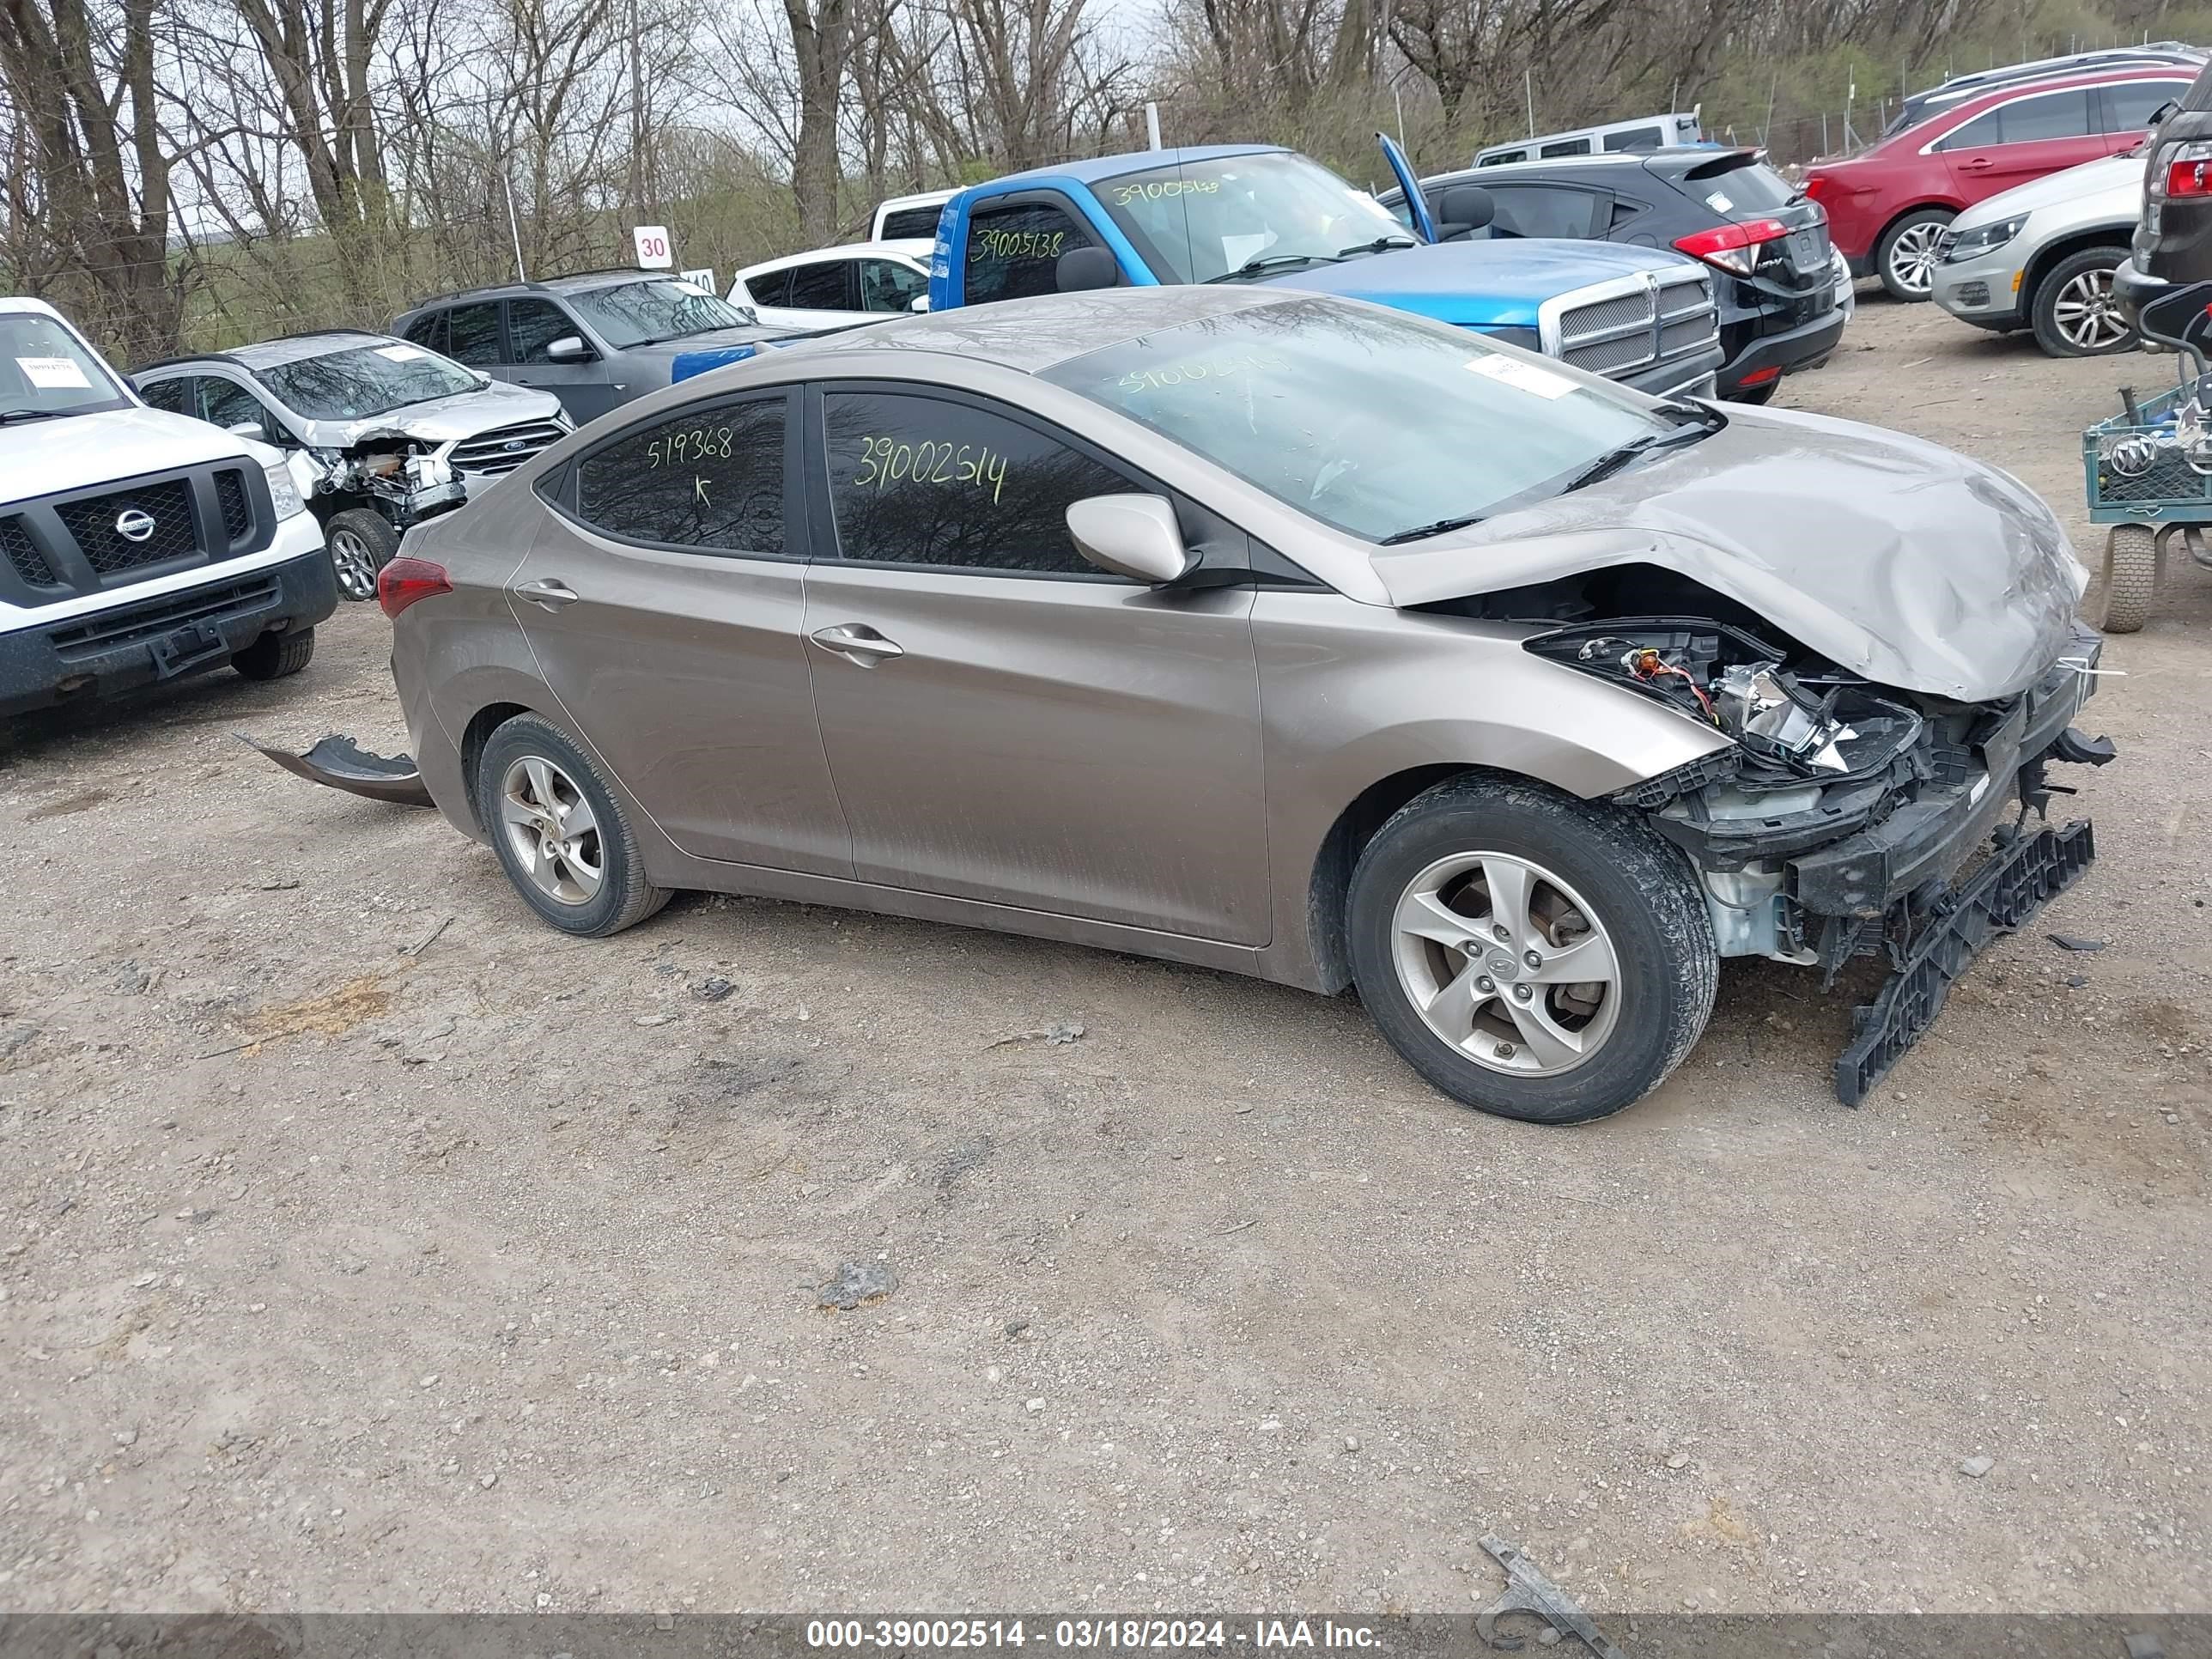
left=1, top=297, right=334, bottom=718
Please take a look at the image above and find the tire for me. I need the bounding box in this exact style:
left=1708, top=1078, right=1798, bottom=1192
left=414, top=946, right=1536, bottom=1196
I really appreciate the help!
left=1726, top=380, right=1778, bottom=406
left=325, top=507, right=401, bottom=602
left=2096, top=522, right=2160, bottom=633
left=1875, top=208, right=1954, bottom=302
left=1346, top=774, right=1718, bottom=1125
left=231, top=625, right=315, bottom=681
left=2031, top=247, right=2136, bottom=357
left=472, top=713, right=671, bottom=937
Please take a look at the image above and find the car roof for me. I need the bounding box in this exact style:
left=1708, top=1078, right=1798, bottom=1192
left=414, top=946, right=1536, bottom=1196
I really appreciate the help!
left=401, top=268, right=694, bottom=312
left=1940, top=62, right=2195, bottom=118
left=1376, top=146, right=1763, bottom=200
left=780, top=284, right=1291, bottom=374
left=133, top=329, right=399, bottom=378
left=740, top=240, right=933, bottom=278
left=962, top=144, right=1287, bottom=196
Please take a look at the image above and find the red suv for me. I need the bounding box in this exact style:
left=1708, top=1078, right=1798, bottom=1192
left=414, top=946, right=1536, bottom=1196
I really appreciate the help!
left=1807, top=66, right=2195, bottom=300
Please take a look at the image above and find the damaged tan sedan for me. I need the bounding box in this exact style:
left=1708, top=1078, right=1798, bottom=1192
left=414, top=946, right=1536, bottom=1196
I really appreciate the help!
left=264, top=287, right=2115, bottom=1122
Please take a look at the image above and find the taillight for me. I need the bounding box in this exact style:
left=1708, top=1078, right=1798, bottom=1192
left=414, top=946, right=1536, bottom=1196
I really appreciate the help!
left=1802, top=174, right=1832, bottom=203
left=377, top=556, right=452, bottom=619
left=2168, top=158, right=2212, bottom=196
left=1673, top=217, right=1793, bottom=276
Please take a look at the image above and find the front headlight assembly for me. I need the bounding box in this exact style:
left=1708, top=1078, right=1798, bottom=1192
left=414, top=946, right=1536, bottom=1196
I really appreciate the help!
left=1942, top=214, right=2027, bottom=263
left=263, top=457, right=307, bottom=520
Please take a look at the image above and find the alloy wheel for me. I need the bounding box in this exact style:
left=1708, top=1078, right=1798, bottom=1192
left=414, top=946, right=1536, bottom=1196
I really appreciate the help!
left=328, top=526, right=380, bottom=601
left=2051, top=266, right=2130, bottom=351
left=1389, top=851, right=1623, bottom=1077
left=1885, top=222, right=1945, bottom=297
left=498, top=755, right=605, bottom=906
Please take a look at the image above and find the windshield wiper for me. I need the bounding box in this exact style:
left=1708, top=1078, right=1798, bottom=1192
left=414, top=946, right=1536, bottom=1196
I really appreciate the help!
left=1206, top=251, right=1338, bottom=283
left=1334, top=237, right=1418, bottom=258
left=1378, top=512, right=1486, bottom=545
left=0, top=408, right=66, bottom=426
left=1562, top=413, right=1717, bottom=494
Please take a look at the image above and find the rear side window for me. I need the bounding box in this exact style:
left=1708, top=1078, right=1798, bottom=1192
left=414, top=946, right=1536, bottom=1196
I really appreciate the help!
left=822, top=390, right=1129, bottom=575
left=879, top=204, right=945, bottom=240
left=574, top=395, right=787, bottom=554
left=1938, top=88, right=2093, bottom=148
left=784, top=260, right=855, bottom=310
left=139, top=376, right=191, bottom=414
left=1487, top=185, right=1607, bottom=239
left=445, top=302, right=503, bottom=367
left=963, top=201, right=1094, bottom=305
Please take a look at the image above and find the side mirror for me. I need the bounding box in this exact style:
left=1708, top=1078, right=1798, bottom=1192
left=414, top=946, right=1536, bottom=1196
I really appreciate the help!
left=732, top=303, right=759, bottom=325
left=908, top=293, right=932, bottom=313
left=545, top=334, right=592, bottom=362
left=1431, top=184, right=1496, bottom=239
left=225, top=420, right=263, bottom=438
left=1065, top=494, right=1194, bottom=585
left=1055, top=246, right=1120, bottom=294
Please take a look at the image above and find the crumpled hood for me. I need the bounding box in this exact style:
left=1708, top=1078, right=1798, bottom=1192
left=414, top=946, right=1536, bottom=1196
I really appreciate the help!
left=315, top=380, right=562, bottom=446
left=1373, top=403, right=2087, bottom=702
left=0, top=405, right=258, bottom=500
left=1265, top=240, right=1698, bottom=330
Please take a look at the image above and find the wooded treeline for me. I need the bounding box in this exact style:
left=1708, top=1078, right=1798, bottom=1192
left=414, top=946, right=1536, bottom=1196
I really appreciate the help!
left=0, top=0, right=2193, bottom=358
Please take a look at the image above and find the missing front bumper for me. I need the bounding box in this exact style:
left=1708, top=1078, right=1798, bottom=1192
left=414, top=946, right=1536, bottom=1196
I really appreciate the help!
left=1834, top=818, right=2095, bottom=1106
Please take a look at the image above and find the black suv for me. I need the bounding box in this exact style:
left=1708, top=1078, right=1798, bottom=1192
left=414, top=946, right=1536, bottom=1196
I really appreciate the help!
left=1378, top=149, right=1843, bottom=403
left=391, top=270, right=797, bottom=426
left=2118, top=57, right=2212, bottom=325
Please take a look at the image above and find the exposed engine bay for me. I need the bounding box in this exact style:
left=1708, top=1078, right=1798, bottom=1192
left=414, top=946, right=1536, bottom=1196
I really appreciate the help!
left=1424, top=565, right=2117, bottom=1105
left=305, top=428, right=465, bottom=527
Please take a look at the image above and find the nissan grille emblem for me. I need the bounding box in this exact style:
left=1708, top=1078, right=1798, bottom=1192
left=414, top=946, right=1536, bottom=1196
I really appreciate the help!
left=114, top=508, right=156, bottom=544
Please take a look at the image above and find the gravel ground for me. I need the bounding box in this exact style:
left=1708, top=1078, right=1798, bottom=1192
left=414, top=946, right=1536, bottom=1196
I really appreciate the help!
left=1, top=295, right=2207, bottom=1619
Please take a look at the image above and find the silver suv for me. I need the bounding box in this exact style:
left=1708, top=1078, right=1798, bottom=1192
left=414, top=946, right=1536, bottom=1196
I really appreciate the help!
left=1930, top=154, right=2145, bottom=356
left=391, top=270, right=799, bottom=427
left=136, top=331, right=569, bottom=599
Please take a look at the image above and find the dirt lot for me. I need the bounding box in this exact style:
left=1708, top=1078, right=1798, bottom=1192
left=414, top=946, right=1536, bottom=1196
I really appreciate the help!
left=1, top=296, right=2208, bottom=1620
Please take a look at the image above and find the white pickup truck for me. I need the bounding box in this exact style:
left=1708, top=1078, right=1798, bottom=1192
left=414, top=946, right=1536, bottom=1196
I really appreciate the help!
left=1, top=296, right=335, bottom=719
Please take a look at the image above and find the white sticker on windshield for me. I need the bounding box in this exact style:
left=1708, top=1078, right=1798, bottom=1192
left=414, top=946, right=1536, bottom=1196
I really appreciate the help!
left=1705, top=191, right=1734, bottom=213
left=374, top=343, right=427, bottom=361
left=1219, top=233, right=1272, bottom=270
left=17, top=356, right=90, bottom=389
left=1466, top=354, right=1577, bottom=398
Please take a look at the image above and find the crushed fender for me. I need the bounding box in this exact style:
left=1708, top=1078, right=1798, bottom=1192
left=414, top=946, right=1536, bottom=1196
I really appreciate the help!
left=238, top=732, right=434, bottom=808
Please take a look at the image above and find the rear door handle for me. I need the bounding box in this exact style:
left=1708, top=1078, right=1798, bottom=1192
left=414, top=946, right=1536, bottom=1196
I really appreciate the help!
left=809, top=623, right=904, bottom=665
left=1960, top=156, right=1995, bottom=171
left=513, top=578, right=580, bottom=611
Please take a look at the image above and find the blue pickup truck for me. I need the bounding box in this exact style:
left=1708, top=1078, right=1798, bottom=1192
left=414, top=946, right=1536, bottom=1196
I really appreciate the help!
left=924, top=138, right=1727, bottom=399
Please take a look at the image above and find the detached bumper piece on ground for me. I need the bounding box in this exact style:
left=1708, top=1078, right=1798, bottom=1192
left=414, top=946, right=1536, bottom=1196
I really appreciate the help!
left=239, top=732, right=434, bottom=808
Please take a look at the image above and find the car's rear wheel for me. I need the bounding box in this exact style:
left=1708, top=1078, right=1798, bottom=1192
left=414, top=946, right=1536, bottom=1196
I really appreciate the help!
left=1346, top=775, right=1717, bottom=1124
left=473, top=714, right=671, bottom=937
left=2032, top=247, right=2136, bottom=356
left=326, top=508, right=400, bottom=602
left=1876, top=209, right=1954, bottom=301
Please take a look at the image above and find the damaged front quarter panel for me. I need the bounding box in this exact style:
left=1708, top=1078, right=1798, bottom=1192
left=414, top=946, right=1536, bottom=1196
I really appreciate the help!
left=308, top=427, right=465, bottom=526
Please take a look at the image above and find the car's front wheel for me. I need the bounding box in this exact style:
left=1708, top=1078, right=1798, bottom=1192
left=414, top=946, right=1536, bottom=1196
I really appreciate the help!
left=473, top=714, right=672, bottom=937
left=2032, top=246, right=2136, bottom=356
left=325, top=507, right=401, bottom=602
left=1346, top=775, right=1717, bottom=1124
left=1876, top=208, right=1954, bottom=301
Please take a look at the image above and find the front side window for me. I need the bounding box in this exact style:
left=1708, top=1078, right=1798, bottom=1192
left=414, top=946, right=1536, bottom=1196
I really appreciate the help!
left=445, top=302, right=503, bottom=367
left=508, top=299, right=579, bottom=364
left=1998, top=87, right=2094, bottom=143
left=564, top=279, right=752, bottom=347
left=0, top=312, right=133, bottom=421
left=199, top=377, right=283, bottom=442
left=256, top=342, right=481, bottom=419
left=823, top=390, right=1130, bottom=575
left=574, top=395, right=787, bottom=553
left=1093, top=153, right=1412, bottom=285
left=963, top=202, right=1097, bottom=305
left=858, top=258, right=927, bottom=313
left=1039, top=296, right=1672, bottom=543
left=783, top=261, right=855, bottom=311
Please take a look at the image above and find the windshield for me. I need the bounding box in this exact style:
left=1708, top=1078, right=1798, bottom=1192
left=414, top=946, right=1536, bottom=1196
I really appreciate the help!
left=258, top=342, right=482, bottom=421
left=0, top=312, right=133, bottom=421
left=1040, top=298, right=1674, bottom=542
left=1094, top=153, right=1416, bottom=284
left=566, top=280, right=752, bottom=348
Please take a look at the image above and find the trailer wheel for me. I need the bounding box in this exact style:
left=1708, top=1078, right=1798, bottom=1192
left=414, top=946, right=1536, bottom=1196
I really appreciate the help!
left=2096, top=523, right=2160, bottom=633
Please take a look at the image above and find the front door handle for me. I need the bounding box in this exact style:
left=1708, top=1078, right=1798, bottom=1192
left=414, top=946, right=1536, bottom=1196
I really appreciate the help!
left=514, top=577, right=580, bottom=611
left=1960, top=156, right=1995, bottom=171
left=809, top=623, right=904, bottom=665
